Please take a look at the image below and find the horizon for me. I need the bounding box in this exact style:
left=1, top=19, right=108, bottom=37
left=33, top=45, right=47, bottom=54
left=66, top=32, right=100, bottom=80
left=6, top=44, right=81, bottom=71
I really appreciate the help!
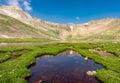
left=0, top=0, right=120, bottom=24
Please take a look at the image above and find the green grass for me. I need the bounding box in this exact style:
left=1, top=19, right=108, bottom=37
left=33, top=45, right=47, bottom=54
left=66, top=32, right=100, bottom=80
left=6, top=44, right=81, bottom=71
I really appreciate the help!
left=0, top=38, right=55, bottom=43
left=0, top=42, right=120, bottom=83
left=0, top=55, right=10, bottom=63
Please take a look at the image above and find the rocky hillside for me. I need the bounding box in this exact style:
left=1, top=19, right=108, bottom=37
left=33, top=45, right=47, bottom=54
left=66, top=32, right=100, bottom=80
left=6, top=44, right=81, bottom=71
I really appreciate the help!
left=72, top=18, right=120, bottom=41
left=0, top=6, right=120, bottom=42
left=0, top=6, right=70, bottom=40
left=0, top=14, right=51, bottom=39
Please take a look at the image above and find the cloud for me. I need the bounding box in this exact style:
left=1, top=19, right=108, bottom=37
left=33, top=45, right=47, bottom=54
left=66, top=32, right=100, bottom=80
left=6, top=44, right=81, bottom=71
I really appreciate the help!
left=6, top=0, right=32, bottom=11
left=23, top=1, right=32, bottom=11
left=7, top=0, right=19, bottom=6
left=76, top=16, right=80, bottom=20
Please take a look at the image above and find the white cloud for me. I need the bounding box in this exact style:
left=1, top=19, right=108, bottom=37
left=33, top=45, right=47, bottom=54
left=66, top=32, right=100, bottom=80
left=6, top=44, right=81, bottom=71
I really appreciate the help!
left=76, top=16, right=80, bottom=20
left=6, top=0, right=32, bottom=11
left=7, top=0, right=19, bottom=6
left=23, top=1, right=32, bottom=11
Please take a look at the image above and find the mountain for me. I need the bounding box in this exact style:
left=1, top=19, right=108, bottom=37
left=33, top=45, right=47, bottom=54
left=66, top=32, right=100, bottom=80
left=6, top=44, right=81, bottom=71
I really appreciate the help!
left=0, top=6, right=70, bottom=40
left=72, top=18, right=120, bottom=41
left=0, top=6, right=120, bottom=42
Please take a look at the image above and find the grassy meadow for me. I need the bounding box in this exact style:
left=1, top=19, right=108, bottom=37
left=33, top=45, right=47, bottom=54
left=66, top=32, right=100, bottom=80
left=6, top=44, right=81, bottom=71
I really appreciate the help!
left=0, top=41, right=120, bottom=83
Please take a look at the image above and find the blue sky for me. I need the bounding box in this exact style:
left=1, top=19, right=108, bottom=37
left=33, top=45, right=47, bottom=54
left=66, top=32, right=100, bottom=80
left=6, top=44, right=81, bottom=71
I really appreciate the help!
left=0, top=0, right=120, bottom=24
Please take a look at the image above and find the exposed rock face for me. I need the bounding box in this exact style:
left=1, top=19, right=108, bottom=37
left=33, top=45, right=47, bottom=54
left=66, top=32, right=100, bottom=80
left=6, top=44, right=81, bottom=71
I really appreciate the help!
left=0, top=6, right=120, bottom=41
left=0, top=6, right=33, bottom=23
left=73, top=18, right=120, bottom=35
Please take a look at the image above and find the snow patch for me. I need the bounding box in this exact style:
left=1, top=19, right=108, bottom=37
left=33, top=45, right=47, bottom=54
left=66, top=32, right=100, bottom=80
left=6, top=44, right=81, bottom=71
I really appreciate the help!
left=70, top=26, right=74, bottom=31
left=0, top=35, right=10, bottom=38
left=83, top=23, right=89, bottom=26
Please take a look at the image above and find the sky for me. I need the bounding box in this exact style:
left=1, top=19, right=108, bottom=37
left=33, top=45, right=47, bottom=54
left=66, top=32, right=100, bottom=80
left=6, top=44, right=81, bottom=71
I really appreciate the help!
left=0, top=0, right=120, bottom=24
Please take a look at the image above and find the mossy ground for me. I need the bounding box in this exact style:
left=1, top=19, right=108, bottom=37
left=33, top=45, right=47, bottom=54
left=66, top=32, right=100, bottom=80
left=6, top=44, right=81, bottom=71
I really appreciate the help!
left=0, top=42, right=120, bottom=83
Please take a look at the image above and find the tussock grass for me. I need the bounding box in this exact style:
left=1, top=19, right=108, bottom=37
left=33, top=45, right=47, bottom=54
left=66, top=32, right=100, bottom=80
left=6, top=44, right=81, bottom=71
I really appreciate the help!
left=0, top=43, right=120, bottom=83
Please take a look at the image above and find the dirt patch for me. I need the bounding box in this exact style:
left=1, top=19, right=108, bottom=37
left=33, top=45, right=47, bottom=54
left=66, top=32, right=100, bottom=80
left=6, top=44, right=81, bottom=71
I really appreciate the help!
left=89, top=48, right=114, bottom=57
left=0, top=50, right=30, bottom=62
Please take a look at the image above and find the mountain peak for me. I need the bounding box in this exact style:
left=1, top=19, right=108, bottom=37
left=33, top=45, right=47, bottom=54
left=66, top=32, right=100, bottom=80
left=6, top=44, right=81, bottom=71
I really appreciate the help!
left=0, top=5, right=33, bottom=24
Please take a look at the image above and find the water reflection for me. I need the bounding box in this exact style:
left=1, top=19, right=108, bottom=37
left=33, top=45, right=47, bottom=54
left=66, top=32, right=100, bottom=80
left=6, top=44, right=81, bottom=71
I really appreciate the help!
left=28, top=50, right=103, bottom=83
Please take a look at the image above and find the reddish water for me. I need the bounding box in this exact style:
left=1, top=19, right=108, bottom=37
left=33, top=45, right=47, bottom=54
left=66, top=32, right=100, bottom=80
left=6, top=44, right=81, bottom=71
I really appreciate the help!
left=28, top=51, right=103, bottom=83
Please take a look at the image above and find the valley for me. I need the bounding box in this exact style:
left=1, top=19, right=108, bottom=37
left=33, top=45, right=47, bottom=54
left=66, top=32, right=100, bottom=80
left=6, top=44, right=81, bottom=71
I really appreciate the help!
left=0, top=5, right=120, bottom=83
left=0, top=6, right=120, bottom=42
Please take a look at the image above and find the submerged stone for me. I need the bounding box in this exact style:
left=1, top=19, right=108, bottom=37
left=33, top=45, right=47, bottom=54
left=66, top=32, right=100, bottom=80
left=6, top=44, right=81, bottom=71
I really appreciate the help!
left=86, top=71, right=96, bottom=76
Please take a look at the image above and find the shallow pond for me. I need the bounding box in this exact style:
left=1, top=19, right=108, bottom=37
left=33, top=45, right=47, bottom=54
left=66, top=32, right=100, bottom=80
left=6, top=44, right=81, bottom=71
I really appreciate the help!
left=28, top=50, right=103, bottom=83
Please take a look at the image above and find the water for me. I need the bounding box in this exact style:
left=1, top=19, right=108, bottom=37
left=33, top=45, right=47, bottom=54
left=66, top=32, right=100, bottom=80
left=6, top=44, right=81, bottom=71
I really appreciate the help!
left=28, top=50, right=103, bottom=83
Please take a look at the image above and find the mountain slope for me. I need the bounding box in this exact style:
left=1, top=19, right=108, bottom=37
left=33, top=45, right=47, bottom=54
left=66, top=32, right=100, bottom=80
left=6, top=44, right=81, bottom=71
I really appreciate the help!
left=0, top=6, right=70, bottom=40
left=0, top=14, right=58, bottom=39
left=0, top=6, right=120, bottom=42
left=71, top=18, right=120, bottom=41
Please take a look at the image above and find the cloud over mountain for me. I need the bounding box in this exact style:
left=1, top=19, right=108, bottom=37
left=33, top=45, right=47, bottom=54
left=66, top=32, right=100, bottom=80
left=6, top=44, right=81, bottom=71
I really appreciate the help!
left=6, top=0, right=32, bottom=11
